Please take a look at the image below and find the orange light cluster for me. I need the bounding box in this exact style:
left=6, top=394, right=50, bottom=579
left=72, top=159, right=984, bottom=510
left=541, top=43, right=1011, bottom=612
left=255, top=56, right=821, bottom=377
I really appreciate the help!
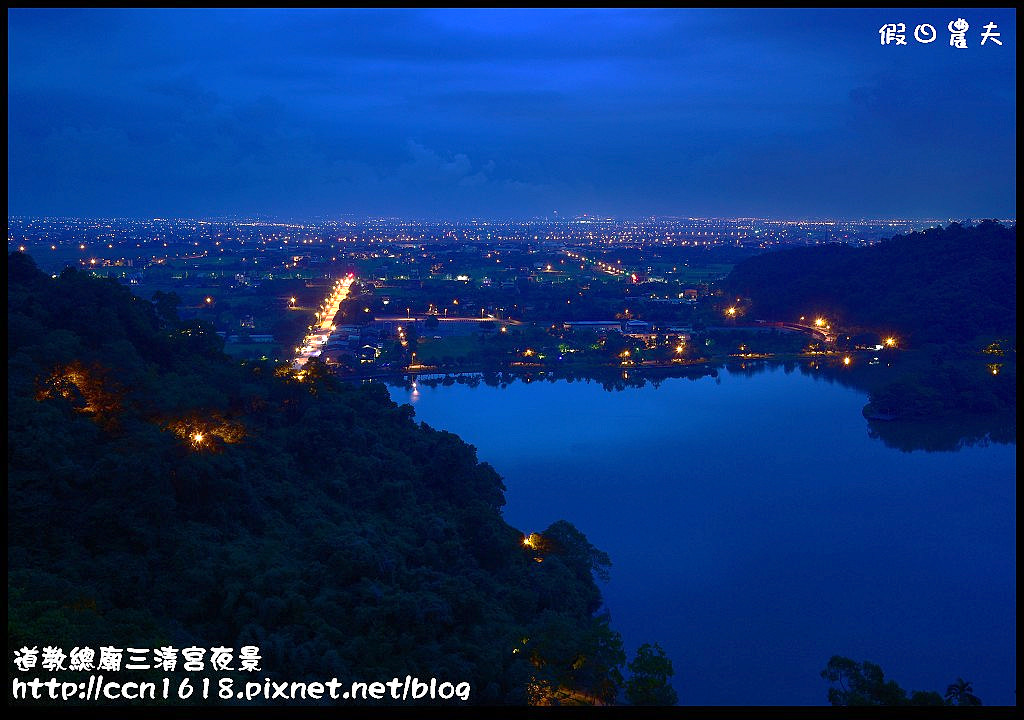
left=35, top=362, right=122, bottom=416
left=167, top=415, right=246, bottom=450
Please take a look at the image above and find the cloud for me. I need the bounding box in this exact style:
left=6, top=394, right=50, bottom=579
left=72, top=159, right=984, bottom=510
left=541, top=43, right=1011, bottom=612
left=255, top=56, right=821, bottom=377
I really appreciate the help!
left=7, top=8, right=1017, bottom=218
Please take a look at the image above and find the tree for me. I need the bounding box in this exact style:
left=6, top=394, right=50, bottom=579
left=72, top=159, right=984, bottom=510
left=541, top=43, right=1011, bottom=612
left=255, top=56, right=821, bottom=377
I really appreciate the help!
left=151, top=290, right=181, bottom=329
left=909, top=690, right=946, bottom=705
left=820, top=656, right=908, bottom=706
left=543, top=520, right=612, bottom=583
left=821, top=656, right=978, bottom=706
left=945, top=677, right=982, bottom=706
left=625, top=642, right=678, bottom=706
left=526, top=611, right=625, bottom=705
left=601, top=333, right=630, bottom=359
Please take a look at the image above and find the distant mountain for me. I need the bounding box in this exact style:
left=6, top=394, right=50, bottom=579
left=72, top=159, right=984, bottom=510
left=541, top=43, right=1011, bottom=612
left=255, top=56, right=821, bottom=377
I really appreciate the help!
left=7, top=252, right=625, bottom=705
left=725, top=221, right=1016, bottom=344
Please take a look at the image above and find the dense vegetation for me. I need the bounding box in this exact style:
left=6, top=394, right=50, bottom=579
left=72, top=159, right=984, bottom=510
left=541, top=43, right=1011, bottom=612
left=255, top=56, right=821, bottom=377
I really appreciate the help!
left=726, top=222, right=1016, bottom=423
left=726, top=221, right=1016, bottom=344
left=8, top=253, right=658, bottom=705
left=821, top=656, right=982, bottom=707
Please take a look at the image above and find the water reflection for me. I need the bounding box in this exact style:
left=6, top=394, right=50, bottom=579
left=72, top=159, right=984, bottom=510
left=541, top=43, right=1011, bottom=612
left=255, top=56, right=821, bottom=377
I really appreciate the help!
left=384, top=365, right=1016, bottom=705
left=383, top=360, right=1015, bottom=453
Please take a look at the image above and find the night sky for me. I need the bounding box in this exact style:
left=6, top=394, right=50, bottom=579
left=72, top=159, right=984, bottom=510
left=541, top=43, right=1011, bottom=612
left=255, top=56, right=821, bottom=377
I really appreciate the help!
left=7, top=8, right=1016, bottom=220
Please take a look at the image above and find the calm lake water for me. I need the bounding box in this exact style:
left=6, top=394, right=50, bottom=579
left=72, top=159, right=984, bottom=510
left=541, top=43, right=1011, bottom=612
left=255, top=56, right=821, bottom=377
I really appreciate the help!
left=386, top=366, right=1016, bottom=705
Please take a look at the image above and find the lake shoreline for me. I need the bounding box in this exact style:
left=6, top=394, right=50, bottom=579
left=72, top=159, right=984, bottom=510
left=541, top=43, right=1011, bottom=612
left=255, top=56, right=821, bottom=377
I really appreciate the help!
left=385, top=368, right=1017, bottom=705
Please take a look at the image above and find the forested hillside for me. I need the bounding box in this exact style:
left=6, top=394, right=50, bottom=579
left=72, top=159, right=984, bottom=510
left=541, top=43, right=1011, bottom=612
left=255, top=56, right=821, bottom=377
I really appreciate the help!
left=726, top=221, right=1016, bottom=344
left=8, top=252, right=626, bottom=704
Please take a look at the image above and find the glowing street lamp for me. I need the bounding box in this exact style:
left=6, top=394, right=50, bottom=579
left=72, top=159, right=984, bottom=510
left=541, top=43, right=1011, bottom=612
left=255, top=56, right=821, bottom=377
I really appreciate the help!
left=522, top=533, right=545, bottom=549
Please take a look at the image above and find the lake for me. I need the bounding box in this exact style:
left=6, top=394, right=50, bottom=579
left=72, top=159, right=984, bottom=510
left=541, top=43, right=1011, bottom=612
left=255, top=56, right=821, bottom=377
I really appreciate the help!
left=386, top=365, right=1016, bottom=705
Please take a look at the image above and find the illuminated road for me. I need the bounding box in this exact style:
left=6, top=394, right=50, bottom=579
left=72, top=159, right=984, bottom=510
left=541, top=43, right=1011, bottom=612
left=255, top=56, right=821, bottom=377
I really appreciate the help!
left=721, top=320, right=833, bottom=344
left=562, top=249, right=631, bottom=277
left=769, top=321, right=833, bottom=343
left=292, top=276, right=353, bottom=369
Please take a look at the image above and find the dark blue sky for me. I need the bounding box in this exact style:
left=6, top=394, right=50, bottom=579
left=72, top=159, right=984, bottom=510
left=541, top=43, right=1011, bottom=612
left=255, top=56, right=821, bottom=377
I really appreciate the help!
left=7, top=8, right=1016, bottom=219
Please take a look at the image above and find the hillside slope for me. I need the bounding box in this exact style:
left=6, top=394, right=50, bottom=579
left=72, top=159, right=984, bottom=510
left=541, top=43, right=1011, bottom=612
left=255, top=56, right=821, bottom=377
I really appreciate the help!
left=7, top=253, right=624, bottom=704
left=726, top=221, right=1016, bottom=344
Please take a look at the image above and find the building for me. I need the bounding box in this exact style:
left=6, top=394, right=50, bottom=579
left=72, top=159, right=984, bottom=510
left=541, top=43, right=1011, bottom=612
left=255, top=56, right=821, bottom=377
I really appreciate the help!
left=564, top=320, right=622, bottom=334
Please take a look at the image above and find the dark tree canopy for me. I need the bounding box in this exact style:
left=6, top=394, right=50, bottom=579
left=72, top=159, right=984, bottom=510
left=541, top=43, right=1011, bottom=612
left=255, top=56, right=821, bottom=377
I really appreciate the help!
left=821, top=656, right=982, bottom=707
left=945, top=677, right=983, bottom=706
left=821, top=656, right=909, bottom=706
left=7, top=252, right=628, bottom=705
left=726, top=221, right=1016, bottom=344
left=625, top=642, right=678, bottom=706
